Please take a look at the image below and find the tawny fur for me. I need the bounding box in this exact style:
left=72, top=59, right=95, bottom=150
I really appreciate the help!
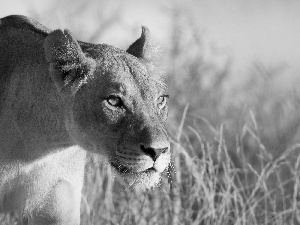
left=0, top=15, right=170, bottom=225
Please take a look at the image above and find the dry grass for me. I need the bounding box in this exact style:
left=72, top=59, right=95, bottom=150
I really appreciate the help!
left=79, top=108, right=300, bottom=225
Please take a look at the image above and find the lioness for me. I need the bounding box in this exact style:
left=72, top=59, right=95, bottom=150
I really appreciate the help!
left=0, top=15, right=170, bottom=225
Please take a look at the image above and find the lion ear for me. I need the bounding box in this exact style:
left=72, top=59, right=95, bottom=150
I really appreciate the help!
left=44, top=29, right=85, bottom=65
left=126, top=26, right=161, bottom=61
left=44, top=29, right=94, bottom=93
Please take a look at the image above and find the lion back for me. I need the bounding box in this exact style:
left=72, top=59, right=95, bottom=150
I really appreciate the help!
left=0, top=15, right=51, bottom=113
left=0, top=15, right=50, bottom=35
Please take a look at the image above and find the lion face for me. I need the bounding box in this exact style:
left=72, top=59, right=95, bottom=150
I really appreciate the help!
left=73, top=64, right=170, bottom=191
left=44, top=28, right=170, bottom=191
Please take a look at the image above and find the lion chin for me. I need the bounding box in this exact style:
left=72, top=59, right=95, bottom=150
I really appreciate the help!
left=123, top=170, right=162, bottom=193
left=111, top=163, right=162, bottom=192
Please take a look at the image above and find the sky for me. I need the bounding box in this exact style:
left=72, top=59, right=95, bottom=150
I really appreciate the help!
left=1, top=0, right=300, bottom=78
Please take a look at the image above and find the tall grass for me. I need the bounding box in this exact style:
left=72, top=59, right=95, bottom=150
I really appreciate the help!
left=76, top=106, right=300, bottom=225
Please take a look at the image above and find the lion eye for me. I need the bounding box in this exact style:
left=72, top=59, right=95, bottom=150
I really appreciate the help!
left=107, top=96, right=123, bottom=107
left=157, top=95, right=169, bottom=109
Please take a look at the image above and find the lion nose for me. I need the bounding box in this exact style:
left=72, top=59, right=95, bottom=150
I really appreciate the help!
left=140, top=145, right=169, bottom=161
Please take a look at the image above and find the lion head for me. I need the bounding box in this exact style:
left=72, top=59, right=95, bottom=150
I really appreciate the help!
left=44, top=27, right=170, bottom=192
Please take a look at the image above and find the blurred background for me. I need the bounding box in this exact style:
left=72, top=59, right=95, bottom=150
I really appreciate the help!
left=2, top=0, right=300, bottom=224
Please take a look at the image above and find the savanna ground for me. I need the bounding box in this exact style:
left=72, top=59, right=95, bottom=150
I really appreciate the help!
left=1, top=1, right=300, bottom=224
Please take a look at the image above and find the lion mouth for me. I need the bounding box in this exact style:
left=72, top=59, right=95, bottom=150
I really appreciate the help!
left=110, top=161, right=157, bottom=175
left=110, top=161, right=162, bottom=192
